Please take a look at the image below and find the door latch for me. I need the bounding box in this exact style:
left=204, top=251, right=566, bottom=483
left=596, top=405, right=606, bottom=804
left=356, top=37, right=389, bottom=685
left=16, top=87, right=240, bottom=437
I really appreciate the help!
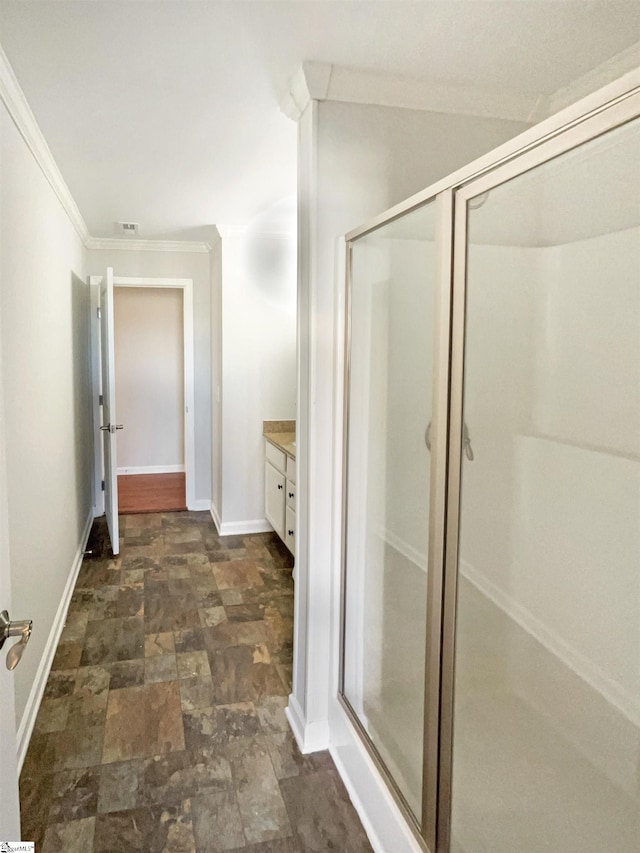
left=0, top=610, right=32, bottom=671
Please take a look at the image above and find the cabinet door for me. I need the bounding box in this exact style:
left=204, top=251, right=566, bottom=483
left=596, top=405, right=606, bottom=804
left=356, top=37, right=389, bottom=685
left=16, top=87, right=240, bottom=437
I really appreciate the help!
left=285, top=506, right=296, bottom=556
left=265, top=461, right=285, bottom=538
left=286, top=479, right=296, bottom=511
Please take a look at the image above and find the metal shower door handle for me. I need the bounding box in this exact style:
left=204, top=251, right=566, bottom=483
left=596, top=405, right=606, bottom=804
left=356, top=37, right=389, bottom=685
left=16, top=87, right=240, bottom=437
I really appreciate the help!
left=0, top=610, right=33, bottom=671
left=100, top=424, right=124, bottom=433
left=425, top=420, right=474, bottom=461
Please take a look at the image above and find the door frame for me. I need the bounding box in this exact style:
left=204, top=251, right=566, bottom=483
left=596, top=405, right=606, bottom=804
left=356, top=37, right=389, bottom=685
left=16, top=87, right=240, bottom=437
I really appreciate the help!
left=89, top=275, right=196, bottom=512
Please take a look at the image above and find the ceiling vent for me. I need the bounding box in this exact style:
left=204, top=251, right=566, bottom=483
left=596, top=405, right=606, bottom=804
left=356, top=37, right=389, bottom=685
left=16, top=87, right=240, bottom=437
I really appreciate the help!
left=116, top=221, right=139, bottom=236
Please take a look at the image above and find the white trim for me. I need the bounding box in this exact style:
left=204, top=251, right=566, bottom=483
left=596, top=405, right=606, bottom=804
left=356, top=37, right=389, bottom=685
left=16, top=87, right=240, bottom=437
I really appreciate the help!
left=381, top=528, right=428, bottom=574
left=117, top=465, right=185, bottom=475
left=87, top=237, right=212, bottom=254
left=189, top=499, right=211, bottom=512
left=328, top=700, right=423, bottom=853
left=281, top=61, right=537, bottom=123
left=110, top=276, right=197, bottom=512
left=459, top=559, right=640, bottom=727
left=531, top=40, right=640, bottom=122
left=209, top=502, right=222, bottom=535
left=16, top=509, right=93, bottom=771
left=217, top=518, right=272, bottom=537
left=0, top=45, right=90, bottom=244
left=285, top=693, right=330, bottom=754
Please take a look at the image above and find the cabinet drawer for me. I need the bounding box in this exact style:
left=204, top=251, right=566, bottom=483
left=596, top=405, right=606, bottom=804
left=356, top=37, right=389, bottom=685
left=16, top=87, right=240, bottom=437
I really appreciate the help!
left=286, top=455, right=296, bottom=483
left=264, top=461, right=285, bottom=538
left=286, top=479, right=296, bottom=511
left=285, top=506, right=296, bottom=556
left=265, top=440, right=287, bottom=473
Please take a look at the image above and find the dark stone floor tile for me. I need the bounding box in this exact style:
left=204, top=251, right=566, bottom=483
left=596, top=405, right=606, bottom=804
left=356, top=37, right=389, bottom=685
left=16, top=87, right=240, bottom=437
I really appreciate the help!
left=224, top=603, right=267, bottom=623
left=179, top=676, right=217, bottom=712
left=21, top=730, right=58, bottom=780
left=191, top=789, right=246, bottom=852
left=255, top=696, right=289, bottom=734
left=218, top=534, right=247, bottom=550
left=183, top=703, right=260, bottom=751
left=70, top=585, right=120, bottom=621
left=42, top=816, right=96, bottom=853
left=145, top=653, right=178, bottom=683
left=76, top=558, right=121, bottom=589
left=104, top=582, right=144, bottom=618
left=67, top=690, right=108, bottom=730
left=145, top=577, right=200, bottom=633
left=145, top=631, right=176, bottom=657
left=103, top=681, right=185, bottom=763
left=244, top=840, right=304, bottom=852
left=20, top=768, right=54, bottom=850
left=94, top=802, right=195, bottom=853
left=54, top=726, right=105, bottom=772
left=209, top=645, right=286, bottom=704
left=51, top=641, right=83, bottom=670
left=48, top=765, right=100, bottom=822
left=211, top=560, right=265, bottom=591
left=225, top=736, right=293, bottom=845
left=75, top=664, right=111, bottom=698
left=43, top=669, right=77, bottom=700
left=203, top=624, right=269, bottom=659
left=140, top=748, right=232, bottom=806
left=265, top=732, right=334, bottom=781
left=34, top=697, right=70, bottom=734
left=98, top=759, right=142, bottom=813
left=59, top=611, right=89, bottom=644
left=280, top=771, right=373, bottom=852
left=110, top=658, right=145, bottom=689
left=81, top=616, right=144, bottom=665
left=174, top=625, right=205, bottom=653
left=199, top=605, right=226, bottom=627
left=176, top=650, right=211, bottom=679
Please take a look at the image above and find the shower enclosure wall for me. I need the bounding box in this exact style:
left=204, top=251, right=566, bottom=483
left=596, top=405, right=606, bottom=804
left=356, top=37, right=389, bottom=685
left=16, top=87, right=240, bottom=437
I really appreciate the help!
left=340, top=73, right=640, bottom=853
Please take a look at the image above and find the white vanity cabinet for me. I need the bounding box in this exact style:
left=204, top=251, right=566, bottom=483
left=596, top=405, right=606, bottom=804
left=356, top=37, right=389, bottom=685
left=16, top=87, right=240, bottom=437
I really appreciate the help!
left=264, top=439, right=295, bottom=555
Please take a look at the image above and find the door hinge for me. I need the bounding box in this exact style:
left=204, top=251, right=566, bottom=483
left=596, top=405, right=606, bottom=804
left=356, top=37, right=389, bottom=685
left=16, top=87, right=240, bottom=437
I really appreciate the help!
left=101, top=480, right=105, bottom=491
left=99, top=394, right=104, bottom=405
left=97, top=307, right=102, bottom=320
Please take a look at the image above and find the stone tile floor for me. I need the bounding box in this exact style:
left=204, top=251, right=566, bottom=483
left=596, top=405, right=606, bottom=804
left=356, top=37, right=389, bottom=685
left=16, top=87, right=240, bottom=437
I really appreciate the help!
left=20, top=511, right=372, bottom=852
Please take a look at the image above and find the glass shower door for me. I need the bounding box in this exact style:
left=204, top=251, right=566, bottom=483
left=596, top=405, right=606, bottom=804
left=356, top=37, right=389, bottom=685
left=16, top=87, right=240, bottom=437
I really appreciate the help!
left=448, top=117, right=640, bottom=853
left=342, top=201, right=438, bottom=826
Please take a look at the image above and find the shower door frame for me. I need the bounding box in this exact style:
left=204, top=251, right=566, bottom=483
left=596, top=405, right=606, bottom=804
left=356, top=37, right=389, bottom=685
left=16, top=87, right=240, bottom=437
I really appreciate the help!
left=339, top=70, right=640, bottom=853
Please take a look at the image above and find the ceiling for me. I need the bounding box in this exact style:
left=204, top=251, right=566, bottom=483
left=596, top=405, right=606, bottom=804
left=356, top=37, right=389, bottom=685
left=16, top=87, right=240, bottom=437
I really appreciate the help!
left=1, top=1, right=639, bottom=240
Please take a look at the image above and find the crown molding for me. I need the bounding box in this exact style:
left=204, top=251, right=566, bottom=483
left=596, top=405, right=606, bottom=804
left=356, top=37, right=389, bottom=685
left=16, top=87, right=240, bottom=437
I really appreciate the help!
left=216, top=224, right=296, bottom=240
left=530, top=40, right=640, bottom=122
left=280, top=61, right=537, bottom=123
left=85, top=236, right=213, bottom=253
left=0, top=43, right=90, bottom=244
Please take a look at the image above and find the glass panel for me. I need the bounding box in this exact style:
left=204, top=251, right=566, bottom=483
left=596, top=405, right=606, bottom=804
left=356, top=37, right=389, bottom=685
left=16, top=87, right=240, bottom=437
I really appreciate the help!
left=451, top=119, right=640, bottom=852
left=343, top=201, right=437, bottom=822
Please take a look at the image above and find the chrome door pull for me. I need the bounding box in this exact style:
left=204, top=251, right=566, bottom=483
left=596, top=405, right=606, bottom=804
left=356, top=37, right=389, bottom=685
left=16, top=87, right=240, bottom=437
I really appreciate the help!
left=115, top=424, right=124, bottom=430
left=0, top=610, right=32, bottom=671
left=100, top=424, right=111, bottom=432
left=100, top=424, right=124, bottom=433
left=425, top=421, right=474, bottom=461
left=463, top=423, right=474, bottom=461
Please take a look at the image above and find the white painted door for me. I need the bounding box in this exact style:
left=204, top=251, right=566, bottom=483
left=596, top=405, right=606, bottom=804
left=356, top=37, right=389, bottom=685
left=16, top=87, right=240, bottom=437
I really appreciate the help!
left=0, top=338, right=21, bottom=839
left=100, top=268, right=120, bottom=556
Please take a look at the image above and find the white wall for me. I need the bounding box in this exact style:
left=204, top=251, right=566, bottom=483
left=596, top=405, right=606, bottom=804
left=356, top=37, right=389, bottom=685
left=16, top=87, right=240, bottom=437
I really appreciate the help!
left=87, top=247, right=212, bottom=503
left=114, top=287, right=184, bottom=471
left=0, top=102, right=92, bottom=730
left=217, top=229, right=297, bottom=530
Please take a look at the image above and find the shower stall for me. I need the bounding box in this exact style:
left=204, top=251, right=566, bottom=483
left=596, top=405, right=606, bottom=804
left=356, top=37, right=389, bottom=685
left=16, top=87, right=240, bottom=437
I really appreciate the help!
left=339, top=74, right=640, bottom=852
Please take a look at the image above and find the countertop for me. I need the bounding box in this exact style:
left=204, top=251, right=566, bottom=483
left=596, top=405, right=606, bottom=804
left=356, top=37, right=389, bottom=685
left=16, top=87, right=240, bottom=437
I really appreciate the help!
left=263, top=419, right=296, bottom=459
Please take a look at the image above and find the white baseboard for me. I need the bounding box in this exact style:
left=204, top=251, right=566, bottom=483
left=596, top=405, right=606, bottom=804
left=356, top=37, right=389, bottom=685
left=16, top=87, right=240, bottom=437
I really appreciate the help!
left=188, top=498, right=211, bottom=512
left=328, top=700, right=423, bottom=853
left=285, top=693, right=330, bottom=754
left=117, top=465, right=185, bottom=475
left=209, top=503, right=222, bottom=534
left=460, top=558, right=640, bottom=725
left=209, top=503, right=272, bottom=537
left=16, top=508, right=94, bottom=770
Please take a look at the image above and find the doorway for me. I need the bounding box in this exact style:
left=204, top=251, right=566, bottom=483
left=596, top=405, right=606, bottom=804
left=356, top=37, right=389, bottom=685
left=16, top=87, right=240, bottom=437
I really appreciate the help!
left=90, top=275, right=196, bottom=527
left=114, top=286, right=186, bottom=513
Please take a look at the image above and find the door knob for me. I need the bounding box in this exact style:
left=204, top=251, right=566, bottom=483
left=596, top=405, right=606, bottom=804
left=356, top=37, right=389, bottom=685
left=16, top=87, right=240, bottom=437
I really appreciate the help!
left=0, top=610, right=32, bottom=671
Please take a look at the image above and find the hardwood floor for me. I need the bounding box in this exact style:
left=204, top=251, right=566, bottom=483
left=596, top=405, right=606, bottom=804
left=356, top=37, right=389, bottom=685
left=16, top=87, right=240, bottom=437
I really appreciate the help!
left=117, top=472, right=186, bottom=514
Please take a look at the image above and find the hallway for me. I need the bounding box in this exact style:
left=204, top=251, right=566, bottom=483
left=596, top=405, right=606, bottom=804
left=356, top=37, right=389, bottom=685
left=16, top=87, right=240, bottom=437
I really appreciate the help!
left=19, top=512, right=371, bottom=852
